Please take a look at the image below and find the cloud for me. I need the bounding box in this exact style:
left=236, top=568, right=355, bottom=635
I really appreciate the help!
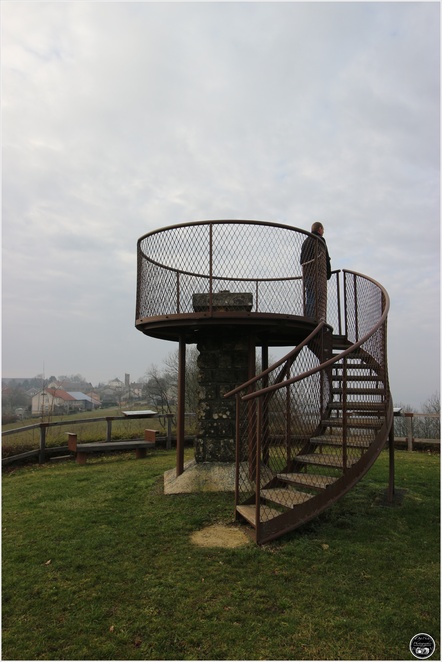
left=2, top=1, right=439, bottom=405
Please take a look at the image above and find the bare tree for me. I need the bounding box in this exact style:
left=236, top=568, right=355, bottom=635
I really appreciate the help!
left=162, top=345, right=199, bottom=413
left=417, top=392, right=440, bottom=439
left=393, top=402, right=415, bottom=438
left=142, top=364, right=175, bottom=414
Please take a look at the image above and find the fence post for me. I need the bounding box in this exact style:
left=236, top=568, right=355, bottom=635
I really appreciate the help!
left=405, top=413, right=414, bottom=451
left=39, top=423, right=48, bottom=464
left=106, top=418, right=112, bottom=442
left=388, top=424, right=395, bottom=502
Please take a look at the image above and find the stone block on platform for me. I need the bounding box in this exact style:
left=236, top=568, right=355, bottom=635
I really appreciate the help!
left=192, top=291, right=253, bottom=312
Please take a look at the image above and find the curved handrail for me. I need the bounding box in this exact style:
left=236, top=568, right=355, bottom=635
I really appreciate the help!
left=224, top=321, right=326, bottom=399
left=240, top=269, right=390, bottom=402
left=137, top=218, right=313, bottom=246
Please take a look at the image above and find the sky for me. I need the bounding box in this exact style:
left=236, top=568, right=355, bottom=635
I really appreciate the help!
left=2, top=1, right=440, bottom=408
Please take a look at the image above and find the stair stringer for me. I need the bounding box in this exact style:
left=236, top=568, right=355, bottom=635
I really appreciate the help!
left=255, top=398, right=393, bottom=544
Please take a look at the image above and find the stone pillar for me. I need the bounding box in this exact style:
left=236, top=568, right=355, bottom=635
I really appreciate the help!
left=192, top=290, right=254, bottom=464
left=195, top=333, right=251, bottom=463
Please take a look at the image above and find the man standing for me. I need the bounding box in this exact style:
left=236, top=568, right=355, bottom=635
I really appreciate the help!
left=300, top=222, right=331, bottom=321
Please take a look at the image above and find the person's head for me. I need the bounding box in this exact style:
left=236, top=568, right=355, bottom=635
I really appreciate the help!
left=311, top=222, right=324, bottom=236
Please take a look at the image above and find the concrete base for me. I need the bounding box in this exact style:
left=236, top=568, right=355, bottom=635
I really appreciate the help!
left=164, top=459, right=236, bottom=494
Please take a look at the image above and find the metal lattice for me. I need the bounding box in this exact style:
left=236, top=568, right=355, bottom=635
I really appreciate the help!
left=136, top=221, right=329, bottom=322
left=230, top=270, right=391, bottom=543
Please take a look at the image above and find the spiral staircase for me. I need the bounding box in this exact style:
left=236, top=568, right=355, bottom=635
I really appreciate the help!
left=227, top=272, right=393, bottom=544
left=135, top=220, right=393, bottom=544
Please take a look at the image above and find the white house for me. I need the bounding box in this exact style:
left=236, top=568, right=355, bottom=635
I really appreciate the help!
left=107, top=378, right=125, bottom=390
left=31, top=388, right=77, bottom=416
left=31, top=388, right=101, bottom=416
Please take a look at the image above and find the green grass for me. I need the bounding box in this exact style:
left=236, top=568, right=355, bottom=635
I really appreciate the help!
left=2, top=449, right=440, bottom=660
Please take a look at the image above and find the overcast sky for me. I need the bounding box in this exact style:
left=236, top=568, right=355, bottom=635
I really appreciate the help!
left=2, top=1, right=440, bottom=407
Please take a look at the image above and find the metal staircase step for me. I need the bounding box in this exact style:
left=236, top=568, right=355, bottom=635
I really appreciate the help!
left=318, top=438, right=372, bottom=449
left=312, top=433, right=373, bottom=441
left=332, top=387, right=385, bottom=396
left=332, top=335, right=350, bottom=349
left=332, top=377, right=382, bottom=385
left=339, top=368, right=380, bottom=376
left=295, top=453, right=358, bottom=469
left=330, top=402, right=384, bottom=412
left=332, top=353, right=372, bottom=359
left=277, top=472, right=336, bottom=490
left=310, top=435, right=371, bottom=448
left=322, top=417, right=384, bottom=429
left=261, top=488, right=311, bottom=508
left=236, top=504, right=281, bottom=526
left=332, top=361, right=374, bottom=368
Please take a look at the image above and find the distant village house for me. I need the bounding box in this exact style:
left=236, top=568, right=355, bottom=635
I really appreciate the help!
left=31, top=388, right=100, bottom=416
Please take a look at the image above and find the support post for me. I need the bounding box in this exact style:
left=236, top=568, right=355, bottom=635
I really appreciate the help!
left=77, top=452, right=87, bottom=465
left=388, top=423, right=395, bottom=503
left=342, top=355, right=348, bottom=472
left=67, top=432, right=78, bottom=452
left=176, top=336, right=186, bottom=477
left=247, top=337, right=256, bottom=481
left=234, top=394, right=241, bottom=513
left=106, top=418, right=112, bottom=442
left=255, top=397, right=263, bottom=544
left=39, top=423, right=48, bottom=464
left=406, top=413, right=414, bottom=451
left=261, top=344, right=270, bottom=466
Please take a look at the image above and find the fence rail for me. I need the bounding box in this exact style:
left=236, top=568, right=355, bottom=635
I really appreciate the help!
left=2, top=413, right=175, bottom=466
left=394, top=412, right=440, bottom=452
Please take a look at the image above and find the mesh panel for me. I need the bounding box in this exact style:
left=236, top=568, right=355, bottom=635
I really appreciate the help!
left=327, top=271, right=343, bottom=335
left=234, top=272, right=390, bottom=529
left=136, top=221, right=329, bottom=322
left=236, top=332, right=333, bottom=521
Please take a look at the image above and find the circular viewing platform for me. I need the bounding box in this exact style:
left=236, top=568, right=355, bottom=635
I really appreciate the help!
left=136, top=220, right=336, bottom=346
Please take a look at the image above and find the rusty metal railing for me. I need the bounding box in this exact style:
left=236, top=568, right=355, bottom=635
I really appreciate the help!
left=136, top=220, right=332, bottom=324
left=226, top=269, right=392, bottom=543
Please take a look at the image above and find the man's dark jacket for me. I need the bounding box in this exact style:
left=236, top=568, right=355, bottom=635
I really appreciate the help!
left=300, top=231, right=332, bottom=280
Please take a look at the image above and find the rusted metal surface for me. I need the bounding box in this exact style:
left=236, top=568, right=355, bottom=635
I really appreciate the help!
left=227, top=270, right=392, bottom=544
left=176, top=337, right=186, bottom=477
left=136, top=220, right=336, bottom=344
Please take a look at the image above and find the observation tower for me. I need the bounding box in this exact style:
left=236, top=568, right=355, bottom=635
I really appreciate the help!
left=136, top=220, right=393, bottom=543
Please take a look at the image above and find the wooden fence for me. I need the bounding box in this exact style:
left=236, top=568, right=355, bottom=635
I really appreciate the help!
left=393, top=412, right=440, bottom=452
left=2, top=412, right=175, bottom=466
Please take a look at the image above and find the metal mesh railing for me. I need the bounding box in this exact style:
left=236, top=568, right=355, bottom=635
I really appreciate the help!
left=230, top=269, right=391, bottom=532
left=234, top=324, right=334, bottom=523
left=327, top=270, right=343, bottom=335
left=136, top=220, right=330, bottom=322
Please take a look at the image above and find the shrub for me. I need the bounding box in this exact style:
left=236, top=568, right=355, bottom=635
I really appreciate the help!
left=2, top=414, right=17, bottom=425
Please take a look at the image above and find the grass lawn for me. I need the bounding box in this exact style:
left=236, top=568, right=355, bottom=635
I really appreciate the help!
left=2, top=449, right=440, bottom=660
